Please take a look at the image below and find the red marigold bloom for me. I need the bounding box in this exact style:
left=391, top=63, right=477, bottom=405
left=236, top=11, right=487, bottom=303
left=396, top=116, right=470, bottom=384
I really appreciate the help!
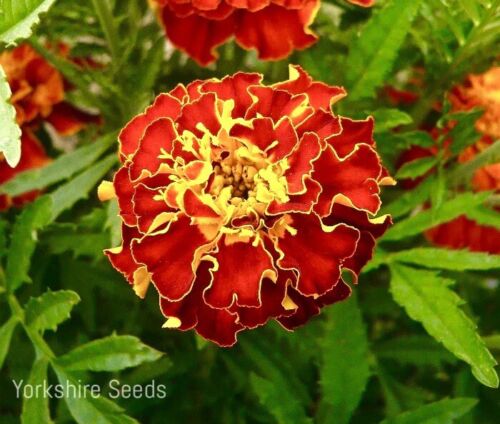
left=151, top=0, right=374, bottom=66
left=0, top=44, right=99, bottom=210
left=0, top=44, right=97, bottom=136
left=99, top=66, right=392, bottom=346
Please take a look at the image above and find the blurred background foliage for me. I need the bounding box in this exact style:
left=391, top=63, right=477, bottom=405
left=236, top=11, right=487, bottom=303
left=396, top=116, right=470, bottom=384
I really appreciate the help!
left=0, top=0, right=499, bottom=422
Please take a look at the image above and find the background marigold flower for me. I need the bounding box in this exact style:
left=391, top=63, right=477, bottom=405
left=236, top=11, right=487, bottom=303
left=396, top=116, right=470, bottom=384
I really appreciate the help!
left=100, top=65, right=391, bottom=346
left=0, top=44, right=100, bottom=210
left=399, top=67, right=500, bottom=254
left=150, top=0, right=374, bottom=66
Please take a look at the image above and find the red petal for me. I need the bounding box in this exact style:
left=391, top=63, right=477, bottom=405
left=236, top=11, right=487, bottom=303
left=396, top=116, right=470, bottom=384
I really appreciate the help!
left=114, top=166, right=137, bottom=226
left=235, top=2, right=318, bottom=61
left=246, top=86, right=308, bottom=124
left=277, top=213, right=359, bottom=296
left=284, top=132, right=322, bottom=194
left=226, top=0, right=270, bottom=11
left=131, top=215, right=210, bottom=300
left=313, top=144, right=382, bottom=216
left=195, top=306, right=243, bottom=347
left=327, top=117, right=375, bottom=158
left=105, top=224, right=142, bottom=284
left=183, top=189, right=220, bottom=218
left=296, top=109, right=341, bottom=140
left=201, top=72, right=262, bottom=118
left=177, top=93, right=221, bottom=138
left=267, top=177, right=321, bottom=214
left=160, top=8, right=235, bottom=66
left=133, top=183, right=174, bottom=233
left=348, top=0, right=375, bottom=7
left=204, top=237, right=275, bottom=308
left=230, top=116, right=298, bottom=161
left=46, top=102, right=100, bottom=136
left=129, top=118, right=177, bottom=181
left=274, top=65, right=346, bottom=110
left=119, top=94, right=182, bottom=159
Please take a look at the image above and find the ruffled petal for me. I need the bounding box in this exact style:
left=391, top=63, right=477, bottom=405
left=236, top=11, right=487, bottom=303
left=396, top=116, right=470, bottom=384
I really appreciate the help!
left=276, top=213, right=359, bottom=296
left=204, top=237, right=275, bottom=308
left=313, top=144, right=382, bottom=216
left=131, top=215, right=211, bottom=300
left=235, top=2, right=318, bottom=61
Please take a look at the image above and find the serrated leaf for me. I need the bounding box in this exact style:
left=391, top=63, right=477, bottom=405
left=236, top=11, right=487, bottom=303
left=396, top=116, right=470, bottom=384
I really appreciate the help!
left=0, top=0, right=57, bottom=45
left=374, top=336, right=456, bottom=367
left=446, top=110, right=483, bottom=155
left=381, top=397, right=478, bottom=424
left=389, top=264, right=498, bottom=388
left=21, top=358, right=53, bottom=424
left=465, top=205, right=500, bottom=229
left=6, top=196, right=52, bottom=292
left=383, top=192, right=490, bottom=241
left=0, top=64, right=21, bottom=167
left=0, top=133, right=116, bottom=197
left=249, top=373, right=311, bottom=424
left=370, top=109, right=413, bottom=133
left=49, top=154, right=117, bottom=220
left=25, top=290, right=80, bottom=332
left=392, top=248, right=500, bottom=271
left=317, top=294, right=370, bottom=424
left=395, top=157, right=437, bottom=179
left=56, top=335, right=163, bottom=372
left=0, top=316, right=18, bottom=369
left=345, top=0, right=423, bottom=100
left=54, top=367, right=138, bottom=424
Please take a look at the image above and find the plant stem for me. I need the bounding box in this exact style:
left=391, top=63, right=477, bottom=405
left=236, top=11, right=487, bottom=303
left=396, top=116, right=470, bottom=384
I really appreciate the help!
left=7, top=294, right=55, bottom=360
left=91, top=0, right=121, bottom=65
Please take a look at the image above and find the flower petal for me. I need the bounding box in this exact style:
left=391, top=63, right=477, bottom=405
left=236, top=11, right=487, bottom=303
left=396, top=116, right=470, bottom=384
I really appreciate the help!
left=132, top=215, right=211, bottom=300
left=204, top=237, right=276, bottom=308
left=276, top=213, right=359, bottom=297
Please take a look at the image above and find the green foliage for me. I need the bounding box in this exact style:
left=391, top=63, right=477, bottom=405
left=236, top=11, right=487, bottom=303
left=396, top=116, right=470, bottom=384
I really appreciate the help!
left=21, top=358, right=52, bottom=424
left=345, top=0, right=423, bottom=100
left=381, top=397, right=478, bottom=424
left=0, top=0, right=499, bottom=422
left=5, top=196, right=52, bottom=292
left=0, top=0, right=56, bottom=45
left=24, top=290, right=80, bottom=332
left=0, top=64, right=21, bottom=167
left=318, top=294, right=370, bottom=424
left=56, top=335, right=163, bottom=372
left=389, top=264, right=498, bottom=388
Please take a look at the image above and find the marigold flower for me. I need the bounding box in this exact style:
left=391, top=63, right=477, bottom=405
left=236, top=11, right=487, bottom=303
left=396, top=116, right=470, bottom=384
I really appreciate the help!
left=151, top=0, right=374, bottom=66
left=0, top=44, right=99, bottom=210
left=399, top=67, right=500, bottom=254
left=100, top=65, right=392, bottom=346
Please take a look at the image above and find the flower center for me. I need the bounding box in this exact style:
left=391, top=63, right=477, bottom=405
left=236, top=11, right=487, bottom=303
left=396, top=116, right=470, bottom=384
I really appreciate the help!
left=211, top=160, right=258, bottom=204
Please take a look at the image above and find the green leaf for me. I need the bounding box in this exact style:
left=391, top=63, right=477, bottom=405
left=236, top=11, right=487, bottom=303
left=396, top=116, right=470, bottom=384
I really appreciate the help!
left=345, top=0, right=423, bottom=100
left=249, top=373, right=311, bottom=424
left=465, top=205, right=500, bottom=230
left=0, top=0, right=57, bottom=45
left=395, top=157, right=437, bottom=179
left=374, top=336, right=456, bottom=367
left=381, top=175, right=433, bottom=219
left=44, top=225, right=109, bottom=258
left=0, top=65, right=21, bottom=167
left=446, top=110, right=482, bottom=155
left=56, top=335, right=163, bottom=372
left=383, top=192, right=490, bottom=241
left=484, top=335, right=500, bottom=351
left=389, top=264, right=498, bottom=388
left=53, top=367, right=138, bottom=424
left=381, top=397, right=478, bottom=424
left=6, top=196, right=52, bottom=292
left=49, top=154, right=117, bottom=220
left=25, top=290, right=80, bottom=332
left=318, top=294, right=370, bottom=424
left=391, top=248, right=500, bottom=271
left=0, top=316, right=18, bottom=369
left=21, top=358, right=53, bottom=424
left=370, top=108, right=413, bottom=133
left=0, top=133, right=116, bottom=197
